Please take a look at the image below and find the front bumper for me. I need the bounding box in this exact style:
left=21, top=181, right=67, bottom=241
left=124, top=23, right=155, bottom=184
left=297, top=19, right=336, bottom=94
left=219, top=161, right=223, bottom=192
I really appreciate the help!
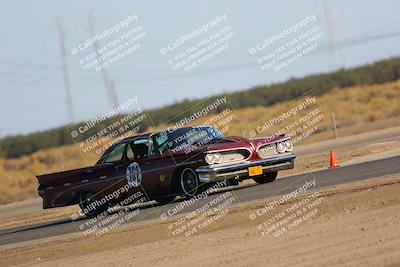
left=196, top=153, right=296, bottom=183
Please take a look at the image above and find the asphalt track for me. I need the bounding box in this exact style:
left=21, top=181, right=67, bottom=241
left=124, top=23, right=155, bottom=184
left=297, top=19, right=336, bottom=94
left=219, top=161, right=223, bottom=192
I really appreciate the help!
left=1, top=155, right=400, bottom=247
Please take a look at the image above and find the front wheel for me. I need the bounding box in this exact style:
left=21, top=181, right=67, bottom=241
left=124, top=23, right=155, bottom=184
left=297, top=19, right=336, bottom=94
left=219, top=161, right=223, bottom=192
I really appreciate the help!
left=252, top=172, right=278, bottom=184
left=79, top=192, right=108, bottom=218
left=179, top=168, right=200, bottom=198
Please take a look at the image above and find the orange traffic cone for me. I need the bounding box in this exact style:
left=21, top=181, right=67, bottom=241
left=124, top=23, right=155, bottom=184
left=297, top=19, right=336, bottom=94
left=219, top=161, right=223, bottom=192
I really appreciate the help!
left=329, top=150, right=339, bottom=168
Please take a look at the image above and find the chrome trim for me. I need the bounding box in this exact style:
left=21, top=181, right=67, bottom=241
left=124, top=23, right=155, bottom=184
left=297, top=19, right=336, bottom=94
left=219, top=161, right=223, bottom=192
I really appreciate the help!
left=255, top=137, right=291, bottom=154
left=206, top=146, right=252, bottom=156
left=200, top=162, right=292, bottom=180
left=81, top=179, right=89, bottom=183
left=63, top=183, right=71, bottom=187
left=196, top=153, right=296, bottom=183
left=197, top=153, right=296, bottom=173
left=204, top=147, right=252, bottom=165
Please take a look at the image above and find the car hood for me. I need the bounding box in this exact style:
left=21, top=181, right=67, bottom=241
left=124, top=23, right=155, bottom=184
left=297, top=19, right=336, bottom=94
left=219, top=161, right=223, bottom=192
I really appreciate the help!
left=184, top=135, right=287, bottom=154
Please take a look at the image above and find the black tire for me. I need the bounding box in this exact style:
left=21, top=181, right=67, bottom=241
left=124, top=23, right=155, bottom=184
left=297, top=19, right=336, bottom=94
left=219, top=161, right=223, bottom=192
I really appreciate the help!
left=252, top=172, right=278, bottom=184
left=226, top=178, right=239, bottom=186
left=154, top=196, right=176, bottom=205
left=79, top=192, right=108, bottom=218
left=179, top=168, right=200, bottom=198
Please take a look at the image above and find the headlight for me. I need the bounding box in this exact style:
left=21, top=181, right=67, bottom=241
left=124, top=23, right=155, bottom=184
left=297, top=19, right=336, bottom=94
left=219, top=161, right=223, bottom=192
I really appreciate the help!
left=284, top=140, right=293, bottom=152
left=213, top=153, right=222, bottom=164
left=205, top=154, right=215, bottom=164
left=205, top=153, right=222, bottom=164
left=276, top=142, right=286, bottom=153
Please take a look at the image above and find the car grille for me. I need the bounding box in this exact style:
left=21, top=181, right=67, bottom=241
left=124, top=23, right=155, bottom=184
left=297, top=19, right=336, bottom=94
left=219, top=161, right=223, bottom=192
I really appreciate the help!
left=257, top=143, right=278, bottom=158
left=220, top=149, right=251, bottom=163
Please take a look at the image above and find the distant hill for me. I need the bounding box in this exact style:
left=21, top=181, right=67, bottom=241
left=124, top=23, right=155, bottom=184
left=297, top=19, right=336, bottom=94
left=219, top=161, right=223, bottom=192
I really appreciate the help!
left=1, top=56, right=400, bottom=159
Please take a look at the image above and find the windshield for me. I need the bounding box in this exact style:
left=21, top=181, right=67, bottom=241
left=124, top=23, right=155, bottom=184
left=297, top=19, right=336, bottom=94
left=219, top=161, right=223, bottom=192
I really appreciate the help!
left=98, top=142, right=126, bottom=164
left=154, top=127, right=223, bottom=154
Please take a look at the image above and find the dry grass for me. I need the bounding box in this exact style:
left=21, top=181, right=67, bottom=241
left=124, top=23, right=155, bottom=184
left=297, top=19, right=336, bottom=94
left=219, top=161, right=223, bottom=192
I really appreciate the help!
left=149, top=80, right=400, bottom=144
left=0, top=81, right=399, bottom=205
left=0, top=146, right=98, bottom=204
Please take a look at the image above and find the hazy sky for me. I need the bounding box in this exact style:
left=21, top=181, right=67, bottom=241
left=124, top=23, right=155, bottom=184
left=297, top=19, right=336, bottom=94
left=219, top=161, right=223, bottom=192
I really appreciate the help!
left=0, top=0, right=399, bottom=136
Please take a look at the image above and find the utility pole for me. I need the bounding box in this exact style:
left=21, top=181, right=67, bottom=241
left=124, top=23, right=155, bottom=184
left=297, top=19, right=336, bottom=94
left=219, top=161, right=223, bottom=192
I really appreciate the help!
left=324, top=0, right=345, bottom=69
left=88, top=13, right=119, bottom=110
left=56, top=18, right=75, bottom=123
left=331, top=113, right=339, bottom=139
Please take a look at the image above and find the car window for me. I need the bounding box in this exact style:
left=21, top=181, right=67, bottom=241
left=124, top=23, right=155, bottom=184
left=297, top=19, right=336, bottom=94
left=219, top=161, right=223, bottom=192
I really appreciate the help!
left=126, top=143, right=135, bottom=160
left=102, top=143, right=126, bottom=163
left=154, top=134, right=169, bottom=154
left=134, top=139, right=149, bottom=145
left=126, top=139, right=152, bottom=160
left=154, top=127, right=224, bottom=154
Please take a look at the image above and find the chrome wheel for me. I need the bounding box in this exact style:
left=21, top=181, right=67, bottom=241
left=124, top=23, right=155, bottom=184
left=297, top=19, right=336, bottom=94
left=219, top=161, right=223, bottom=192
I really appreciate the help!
left=180, top=168, right=199, bottom=197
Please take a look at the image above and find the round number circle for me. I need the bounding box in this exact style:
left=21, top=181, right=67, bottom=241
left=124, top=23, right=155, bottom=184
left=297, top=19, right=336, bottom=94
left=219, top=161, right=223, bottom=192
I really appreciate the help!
left=126, top=162, right=142, bottom=187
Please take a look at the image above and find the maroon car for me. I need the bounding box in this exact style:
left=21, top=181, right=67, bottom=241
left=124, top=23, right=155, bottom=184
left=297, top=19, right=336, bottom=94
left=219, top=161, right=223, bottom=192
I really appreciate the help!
left=37, top=126, right=296, bottom=217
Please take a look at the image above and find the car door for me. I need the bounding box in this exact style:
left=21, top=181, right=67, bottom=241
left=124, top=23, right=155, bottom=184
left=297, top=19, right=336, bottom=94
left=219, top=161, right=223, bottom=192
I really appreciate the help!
left=97, top=140, right=151, bottom=205
left=95, top=142, right=139, bottom=202
left=112, top=138, right=160, bottom=199
left=149, top=133, right=184, bottom=194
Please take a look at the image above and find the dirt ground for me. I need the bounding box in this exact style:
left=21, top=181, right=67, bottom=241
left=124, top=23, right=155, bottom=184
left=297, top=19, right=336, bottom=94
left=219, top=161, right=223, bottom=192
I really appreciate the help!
left=1, top=173, right=400, bottom=267
left=283, top=138, right=400, bottom=176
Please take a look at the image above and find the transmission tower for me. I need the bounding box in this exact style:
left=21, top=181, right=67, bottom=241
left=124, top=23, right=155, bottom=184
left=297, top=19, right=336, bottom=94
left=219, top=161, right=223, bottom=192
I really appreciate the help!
left=88, top=13, right=119, bottom=110
left=56, top=18, right=75, bottom=122
left=324, top=0, right=345, bottom=68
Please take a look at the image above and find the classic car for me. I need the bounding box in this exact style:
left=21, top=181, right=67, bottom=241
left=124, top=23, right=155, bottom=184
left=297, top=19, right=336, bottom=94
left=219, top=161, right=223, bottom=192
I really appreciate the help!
left=37, top=126, right=296, bottom=217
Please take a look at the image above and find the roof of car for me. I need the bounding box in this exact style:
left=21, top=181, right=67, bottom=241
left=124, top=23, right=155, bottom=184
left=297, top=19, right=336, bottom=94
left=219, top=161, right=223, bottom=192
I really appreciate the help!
left=117, top=131, right=155, bottom=144
left=116, top=126, right=208, bottom=144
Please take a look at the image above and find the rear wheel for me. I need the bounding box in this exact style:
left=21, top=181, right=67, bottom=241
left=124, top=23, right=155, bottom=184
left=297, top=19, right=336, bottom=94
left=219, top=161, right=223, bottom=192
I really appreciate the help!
left=252, top=172, right=278, bottom=184
left=79, top=192, right=108, bottom=218
left=179, top=168, right=200, bottom=198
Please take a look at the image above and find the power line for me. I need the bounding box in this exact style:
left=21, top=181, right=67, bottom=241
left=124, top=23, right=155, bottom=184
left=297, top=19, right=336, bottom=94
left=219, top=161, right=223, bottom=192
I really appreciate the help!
left=1, top=28, right=400, bottom=100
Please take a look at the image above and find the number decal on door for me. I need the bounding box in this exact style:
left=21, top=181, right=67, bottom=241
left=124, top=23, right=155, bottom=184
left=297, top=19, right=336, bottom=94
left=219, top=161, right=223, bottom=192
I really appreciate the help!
left=126, top=162, right=142, bottom=187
